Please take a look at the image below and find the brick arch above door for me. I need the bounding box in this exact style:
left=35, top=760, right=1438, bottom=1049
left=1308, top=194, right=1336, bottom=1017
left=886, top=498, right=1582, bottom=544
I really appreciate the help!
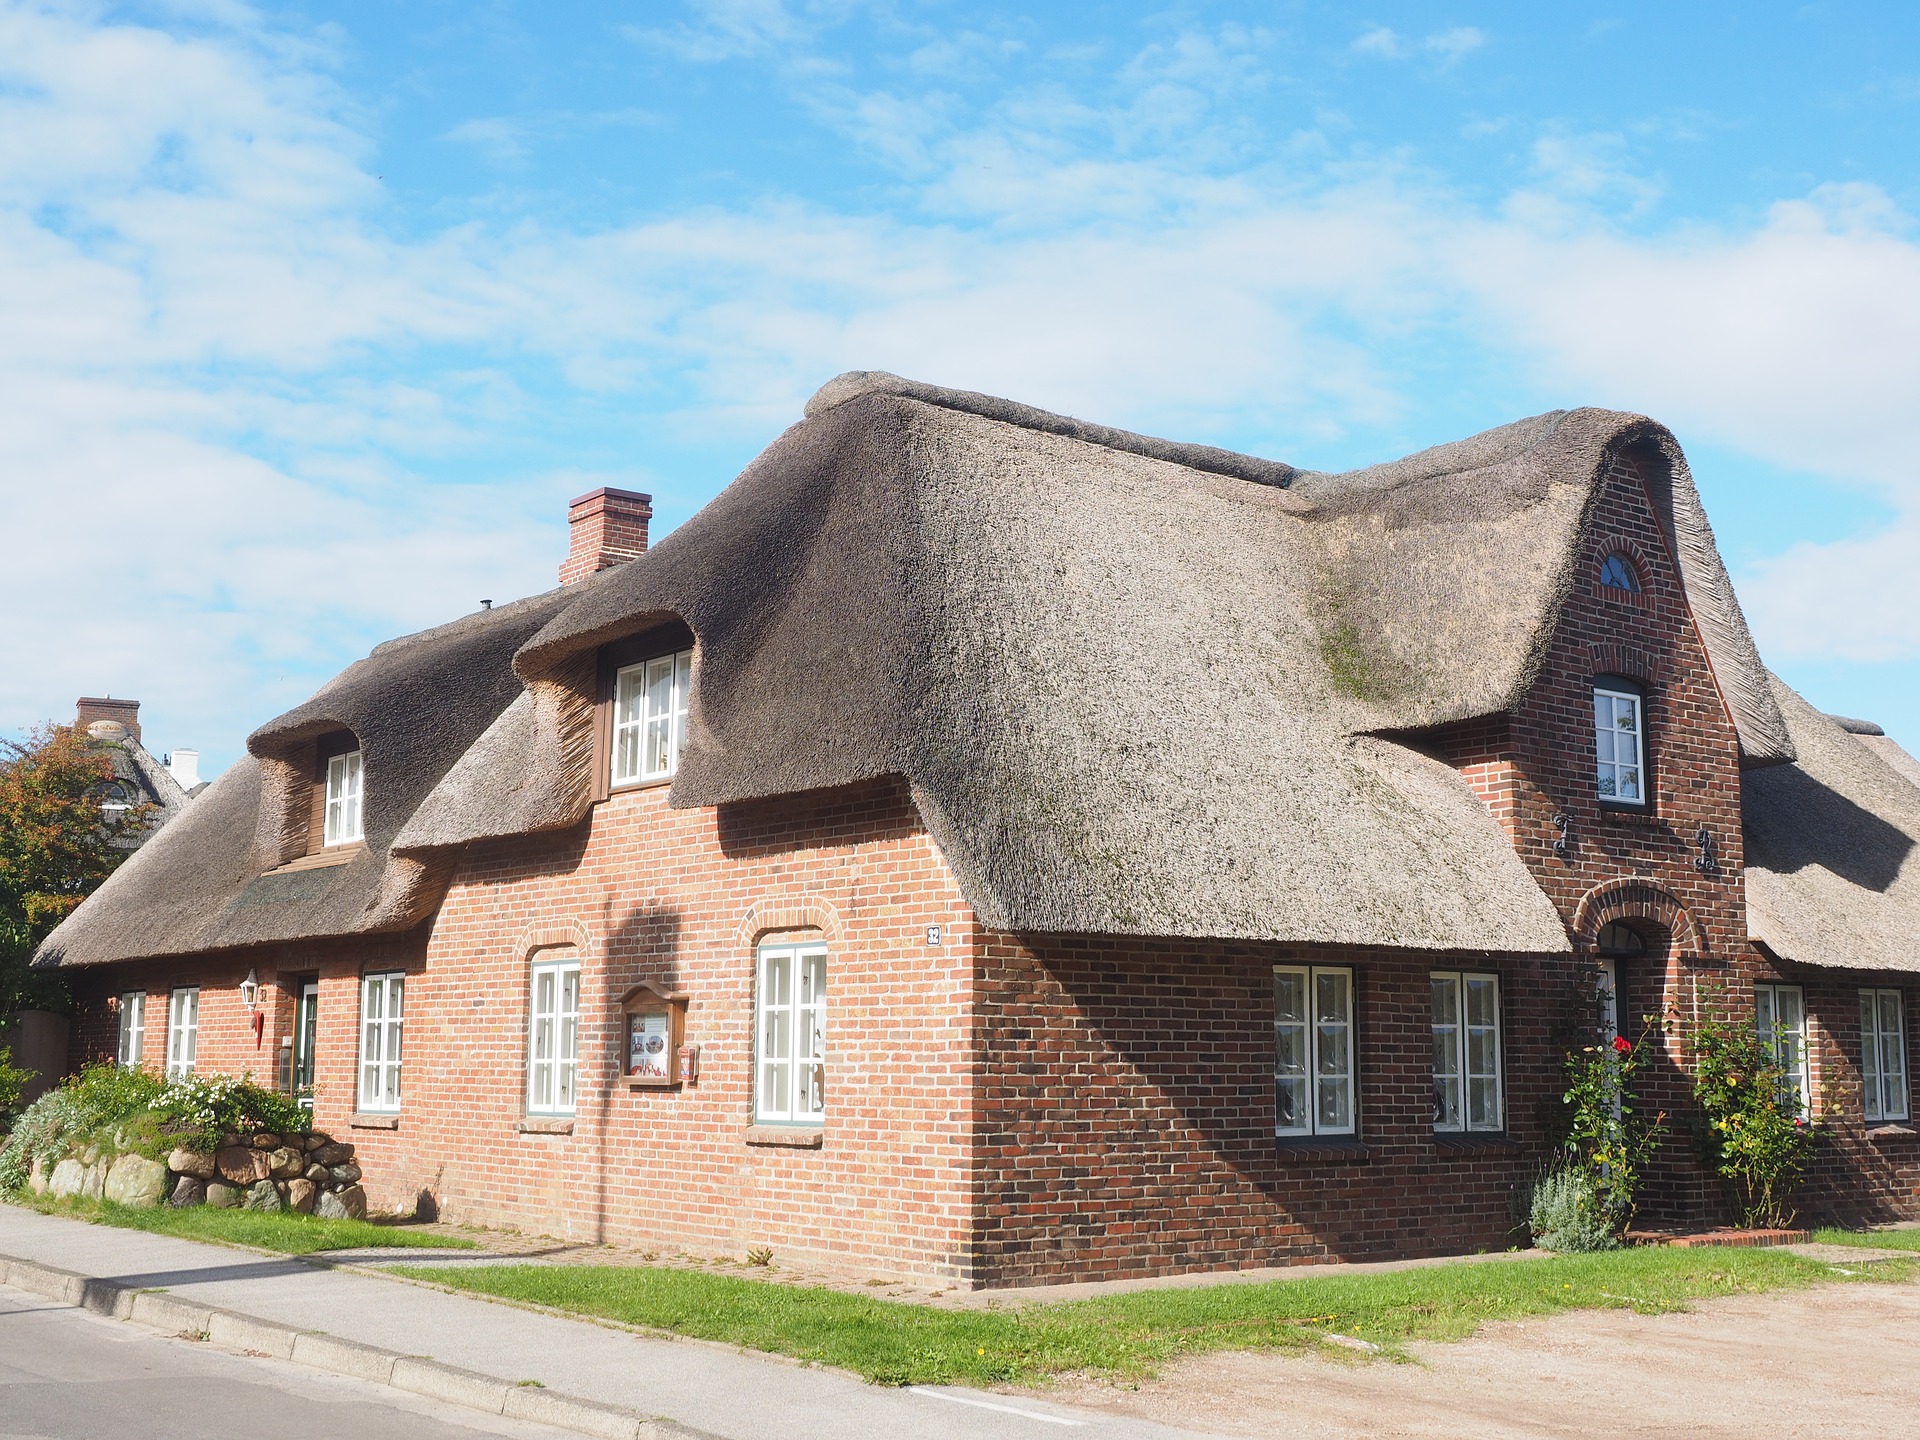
left=1571, top=876, right=1705, bottom=959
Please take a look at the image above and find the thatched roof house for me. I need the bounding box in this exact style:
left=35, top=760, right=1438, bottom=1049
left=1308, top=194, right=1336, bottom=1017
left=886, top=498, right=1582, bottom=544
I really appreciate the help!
left=30, top=371, right=1920, bottom=1277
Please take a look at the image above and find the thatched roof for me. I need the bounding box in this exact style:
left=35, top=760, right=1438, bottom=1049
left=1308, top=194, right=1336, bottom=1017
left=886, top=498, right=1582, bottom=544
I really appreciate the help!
left=35, top=590, right=571, bottom=968
left=38, top=371, right=1801, bottom=968
left=1746, top=678, right=1920, bottom=974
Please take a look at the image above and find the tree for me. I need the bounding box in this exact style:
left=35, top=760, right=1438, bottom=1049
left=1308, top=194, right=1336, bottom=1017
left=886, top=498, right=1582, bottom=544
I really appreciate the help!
left=0, top=724, right=153, bottom=1014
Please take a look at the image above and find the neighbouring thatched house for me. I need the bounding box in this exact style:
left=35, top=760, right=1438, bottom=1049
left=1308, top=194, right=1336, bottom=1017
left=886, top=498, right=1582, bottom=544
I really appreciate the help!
left=33, top=373, right=1920, bottom=1284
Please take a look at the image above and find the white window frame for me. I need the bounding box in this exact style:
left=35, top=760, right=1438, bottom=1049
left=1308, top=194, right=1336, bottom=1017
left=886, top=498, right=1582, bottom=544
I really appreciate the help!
left=1593, top=685, right=1647, bottom=807
left=165, top=987, right=198, bottom=1079
left=1432, top=971, right=1504, bottom=1133
left=1274, top=964, right=1356, bottom=1138
left=357, top=972, right=405, bottom=1113
left=527, top=957, right=582, bottom=1116
left=324, top=750, right=365, bottom=845
left=755, top=940, right=826, bottom=1126
left=1861, top=988, right=1909, bottom=1124
left=1756, top=982, right=1811, bottom=1118
left=611, top=649, right=693, bottom=787
left=118, top=991, right=146, bottom=1069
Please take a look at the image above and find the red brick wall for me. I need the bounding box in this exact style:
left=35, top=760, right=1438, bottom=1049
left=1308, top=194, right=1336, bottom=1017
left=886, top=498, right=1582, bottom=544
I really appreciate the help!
left=73, top=776, right=984, bottom=1283
left=1793, top=973, right=1920, bottom=1222
left=969, top=934, right=1561, bottom=1287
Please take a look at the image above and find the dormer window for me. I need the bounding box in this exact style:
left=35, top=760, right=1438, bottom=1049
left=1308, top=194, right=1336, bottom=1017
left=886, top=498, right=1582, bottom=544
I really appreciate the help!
left=612, top=648, right=692, bottom=786
left=324, top=749, right=365, bottom=845
left=1599, top=553, right=1641, bottom=593
left=1593, top=683, right=1646, bottom=806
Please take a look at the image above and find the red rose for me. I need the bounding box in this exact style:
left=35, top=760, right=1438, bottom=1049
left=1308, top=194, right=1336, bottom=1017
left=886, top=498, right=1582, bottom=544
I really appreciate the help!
left=1612, top=1036, right=1632, bottom=1054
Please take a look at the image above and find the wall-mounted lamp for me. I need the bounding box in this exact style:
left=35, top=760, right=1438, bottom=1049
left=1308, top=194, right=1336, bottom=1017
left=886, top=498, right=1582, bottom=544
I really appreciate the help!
left=240, top=969, right=259, bottom=1011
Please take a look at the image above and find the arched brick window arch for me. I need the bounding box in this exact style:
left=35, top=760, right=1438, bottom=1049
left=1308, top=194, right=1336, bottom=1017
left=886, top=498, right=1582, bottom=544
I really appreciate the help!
left=1571, top=877, right=1704, bottom=959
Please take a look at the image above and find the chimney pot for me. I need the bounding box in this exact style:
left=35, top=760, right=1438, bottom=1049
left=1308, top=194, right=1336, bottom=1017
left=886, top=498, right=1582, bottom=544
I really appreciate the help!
left=76, top=696, right=141, bottom=743
left=560, top=487, right=652, bottom=585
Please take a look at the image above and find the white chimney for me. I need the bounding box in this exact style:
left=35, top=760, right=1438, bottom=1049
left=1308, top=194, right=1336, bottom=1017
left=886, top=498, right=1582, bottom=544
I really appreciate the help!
left=167, top=749, right=201, bottom=790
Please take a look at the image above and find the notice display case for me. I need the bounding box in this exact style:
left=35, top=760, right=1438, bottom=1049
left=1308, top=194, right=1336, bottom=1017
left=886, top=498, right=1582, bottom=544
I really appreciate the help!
left=620, top=981, right=691, bottom=1089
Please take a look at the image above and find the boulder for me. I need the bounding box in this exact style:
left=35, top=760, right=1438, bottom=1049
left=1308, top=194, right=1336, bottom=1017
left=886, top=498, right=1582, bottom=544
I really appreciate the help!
left=267, top=1146, right=305, bottom=1179
left=204, top=1180, right=241, bottom=1209
left=286, top=1179, right=317, bottom=1214
left=311, top=1142, right=355, bottom=1166
left=48, top=1158, right=90, bottom=1199
left=169, top=1175, right=207, bottom=1208
left=215, top=1145, right=267, bottom=1185
left=251, top=1132, right=281, bottom=1150
left=241, top=1179, right=282, bottom=1212
left=315, top=1185, right=366, bottom=1221
left=103, top=1153, right=170, bottom=1209
left=28, top=1157, right=48, bottom=1196
left=328, top=1162, right=362, bottom=1186
left=167, top=1147, right=217, bottom=1180
left=303, top=1132, right=331, bottom=1152
left=304, top=1163, right=330, bottom=1183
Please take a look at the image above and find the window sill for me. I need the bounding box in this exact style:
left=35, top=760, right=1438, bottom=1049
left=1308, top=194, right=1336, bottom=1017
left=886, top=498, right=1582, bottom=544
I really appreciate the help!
left=745, top=1125, right=823, bottom=1149
left=263, top=843, right=365, bottom=876
left=624, top=1075, right=680, bottom=1090
left=517, top=1117, right=576, bottom=1135
left=1432, top=1132, right=1520, bottom=1152
left=1597, top=804, right=1660, bottom=825
left=608, top=776, right=674, bottom=795
left=349, top=1112, right=399, bottom=1130
left=1273, top=1138, right=1368, bottom=1163
left=1867, top=1124, right=1916, bottom=1142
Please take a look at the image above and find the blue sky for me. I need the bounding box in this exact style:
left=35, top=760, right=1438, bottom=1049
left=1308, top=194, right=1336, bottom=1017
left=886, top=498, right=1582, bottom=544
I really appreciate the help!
left=4, top=1, right=1920, bottom=773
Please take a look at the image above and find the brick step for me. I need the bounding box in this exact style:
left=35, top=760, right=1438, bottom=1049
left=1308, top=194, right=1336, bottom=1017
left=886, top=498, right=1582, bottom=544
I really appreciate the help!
left=1625, top=1227, right=1810, bottom=1249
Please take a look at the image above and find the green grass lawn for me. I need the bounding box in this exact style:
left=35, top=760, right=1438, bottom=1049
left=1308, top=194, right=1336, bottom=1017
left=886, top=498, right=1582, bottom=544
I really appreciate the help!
left=20, top=1194, right=475, bottom=1256
left=1813, top=1226, right=1920, bottom=1252
left=390, top=1245, right=1915, bottom=1387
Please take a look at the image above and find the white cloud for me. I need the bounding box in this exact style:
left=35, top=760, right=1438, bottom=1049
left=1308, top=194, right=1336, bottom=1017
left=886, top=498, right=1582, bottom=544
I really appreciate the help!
left=1352, top=27, right=1405, bottom=60
left=1351, top=25, right=1484, bottom=63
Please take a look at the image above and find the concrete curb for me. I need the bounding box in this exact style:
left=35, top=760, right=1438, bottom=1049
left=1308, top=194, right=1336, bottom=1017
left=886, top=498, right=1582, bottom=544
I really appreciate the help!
left=0, top=1252, right=715, bottom=1440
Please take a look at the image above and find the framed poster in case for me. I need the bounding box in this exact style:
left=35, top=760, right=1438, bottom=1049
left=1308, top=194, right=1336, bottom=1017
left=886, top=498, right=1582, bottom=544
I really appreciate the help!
left=619, top=981, right=690, bottom=1089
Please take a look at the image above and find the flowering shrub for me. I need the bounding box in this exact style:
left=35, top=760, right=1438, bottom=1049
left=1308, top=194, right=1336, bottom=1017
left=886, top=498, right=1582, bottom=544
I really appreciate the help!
left=0, top=1044, right=30, bottom=1127
left=1690, top=991, right=1816, bottom=1228
left=0, top=1062, right=309, bottom=1193
left=1558, top=1022, right=1668, bottom=1234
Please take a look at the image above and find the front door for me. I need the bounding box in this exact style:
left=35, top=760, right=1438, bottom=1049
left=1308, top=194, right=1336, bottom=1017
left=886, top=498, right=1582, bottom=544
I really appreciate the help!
left=293, top=981, right=319, bottom=1108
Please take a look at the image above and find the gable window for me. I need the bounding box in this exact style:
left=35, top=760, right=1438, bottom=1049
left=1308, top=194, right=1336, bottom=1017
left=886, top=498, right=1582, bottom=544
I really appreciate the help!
left=357, top=972, right=405, bottom=1113
left=755, top=939, right=826, bottom=1125
left=324, top=750, right=365, bottom=845
left=1274, top=965, right=1355, bottom=1138
left=1861, top=988, right=1909, bottom=1124
left=1593, top=683, right=1646, bottom=806
left=1599, top=553, right=1641, bottom=593
left=1432, top=971, right=1503, bottom=1132
left=612, top=649, right=692, bottom=786
left=118, top=991, right=146, bottom=1068
left=1755, top=982, right=1811, bottom=1118
left=527, top=955, right=581, bottom=1116
left=166, top=987, right=198, bottom=1078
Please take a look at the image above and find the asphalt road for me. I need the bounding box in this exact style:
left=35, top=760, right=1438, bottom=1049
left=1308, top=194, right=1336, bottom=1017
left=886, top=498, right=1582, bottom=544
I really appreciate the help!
left=0, top=1282, right=583, bottom=1440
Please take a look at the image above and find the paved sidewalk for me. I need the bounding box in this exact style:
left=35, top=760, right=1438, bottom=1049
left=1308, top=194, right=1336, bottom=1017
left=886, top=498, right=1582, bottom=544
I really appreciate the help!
left=0, top=1204, right=1216, bottom=1440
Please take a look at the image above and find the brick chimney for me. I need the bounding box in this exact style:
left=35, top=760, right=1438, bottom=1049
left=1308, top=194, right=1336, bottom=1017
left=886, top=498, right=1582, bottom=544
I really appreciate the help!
left=559, top=487, right=653, bottom=585
left=76, top=696, right=141, bottom=742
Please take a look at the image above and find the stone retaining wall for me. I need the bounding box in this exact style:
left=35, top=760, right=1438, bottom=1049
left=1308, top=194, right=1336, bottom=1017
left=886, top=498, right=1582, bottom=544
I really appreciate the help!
left=29, top=1129, right=368, bottom=1219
